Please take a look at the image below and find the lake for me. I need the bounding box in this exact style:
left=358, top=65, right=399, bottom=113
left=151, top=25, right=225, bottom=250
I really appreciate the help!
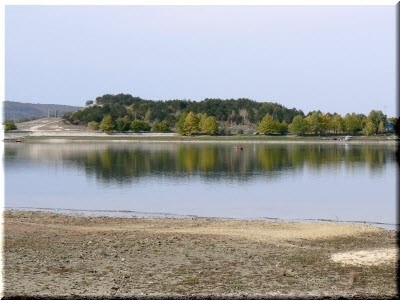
left=4, top=141, right=397, bottom=230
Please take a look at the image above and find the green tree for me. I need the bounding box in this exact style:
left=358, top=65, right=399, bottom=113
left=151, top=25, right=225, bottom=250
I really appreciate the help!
left=144, top=109, right=152, bottom=123
left=4, top=120, right=17, bottom=131
left=115, top=117, right=130, bottom=132
left=200, top=116, right=218, bottom=135
left=99, top=115, right=115, bottom=133
left=258, top=114, right=279, bottom=135
left=330, top=114, right=345, bottom=134
left=277, top=121, right=289, bottom=135
left=198, top=114, right=207, bottom=131
left=305, top=112, right=327, bottom=135
left=364, top=120, right=376, bottom=136
left=366, top=110, right=386, bottom=135
left=176, top=113, right=188, bottom=135
left=131, top=120, right=151, bottom=132
left=152, top=120, right=171, bottom=133
left=319, top=114, right=330, bottom=134
left=344, top=113, right=365, bottom=134
left=289, top=115, right=309, bottom=135
left=184, top=112, right=200, bottom=135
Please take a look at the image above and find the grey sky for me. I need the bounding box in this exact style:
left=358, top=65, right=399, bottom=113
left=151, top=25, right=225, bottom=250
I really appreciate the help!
left=5, top=5, right=396, bottom=116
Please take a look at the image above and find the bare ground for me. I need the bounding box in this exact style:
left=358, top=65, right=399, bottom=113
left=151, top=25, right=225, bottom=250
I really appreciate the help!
left=2, top=211, right=397, bottom=297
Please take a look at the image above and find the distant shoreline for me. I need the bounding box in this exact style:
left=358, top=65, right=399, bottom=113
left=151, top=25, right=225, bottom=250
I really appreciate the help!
left=4, top=132, right=398, bottom=145
left=6, top=117, right=398, bottom=144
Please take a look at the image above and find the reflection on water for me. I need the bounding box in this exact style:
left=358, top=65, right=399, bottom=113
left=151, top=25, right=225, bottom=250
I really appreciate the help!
left=4, top=142, right=395, bottom=184
left=4, top=142, right=397, bottom=229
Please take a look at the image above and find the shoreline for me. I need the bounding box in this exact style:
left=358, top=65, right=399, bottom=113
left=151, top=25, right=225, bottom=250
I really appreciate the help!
left=3, top=210, right=397, bottom=297
left=4, top=132, right=398, bottom=145
left=5, top=207, right=397, bottom=231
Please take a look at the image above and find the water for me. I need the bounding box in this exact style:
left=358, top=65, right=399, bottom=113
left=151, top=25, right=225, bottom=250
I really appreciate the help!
left=4, top=141, right=397, bottom=230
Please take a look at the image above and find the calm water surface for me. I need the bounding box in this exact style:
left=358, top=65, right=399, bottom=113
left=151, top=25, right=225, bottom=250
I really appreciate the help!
left=4, top=142, right=397, bottom=229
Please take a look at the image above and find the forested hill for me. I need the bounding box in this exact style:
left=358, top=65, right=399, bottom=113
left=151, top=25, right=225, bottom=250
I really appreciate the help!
left=4, top=101, right=82, bottom=122
left=61, top=93, right=395, bottom=136
left=65, top=93, right=304, bottom=126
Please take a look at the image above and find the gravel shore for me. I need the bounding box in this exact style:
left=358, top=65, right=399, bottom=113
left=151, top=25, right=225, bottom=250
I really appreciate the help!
left=3, top=211, right=397, bottom=297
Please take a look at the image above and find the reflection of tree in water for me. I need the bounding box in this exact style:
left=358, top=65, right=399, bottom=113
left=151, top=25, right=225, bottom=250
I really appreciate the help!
left=364, top=147, right=389, bottom=173
left=59, top=145, right=396, bottom=185
left=4, top=143, right=396, bottom=185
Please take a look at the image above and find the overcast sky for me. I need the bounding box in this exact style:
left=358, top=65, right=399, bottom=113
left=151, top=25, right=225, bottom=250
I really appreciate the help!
left=5, top=5, right=396, bottom=116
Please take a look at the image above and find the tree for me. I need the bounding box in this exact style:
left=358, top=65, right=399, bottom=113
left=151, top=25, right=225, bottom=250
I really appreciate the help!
left=184, top=112, right=200, bottom=135
left=176, top=113, right=188, bottom=135
left=152, top=120, right=171, bottom=133
left=366, top=110, right=386, bottom=135
left=258, top=114, right=279, bottom=135
left=4, top=120, right=17, bottom=131
left=144, top=109, right=152, bottom=123
left=85, top=100, right=94, bottom=106
left=99, top=115, right=115, bottom=133
left=305, top=112, right=326, bottom=135
left=115, top=117, right=130, bottom=132
left=378, top=121, right=386, bottom=134
left=330, top=114, right=345, bottom=134
left=319, top=114, right=330, bottom=135
left=289, top=115, right=309, bottom=135
left=344, top=113, right=365, bottom=134
left=198, top=114, right=208, bottom=132
left=277, top=121, right=288, bottom=135
left=239, top=108, right=249, bottom=124
left=200, top=116, right=218, bottom=135
left=131, top=120, right=151, bottom=132
left=364, top=120, right=376, bottom=136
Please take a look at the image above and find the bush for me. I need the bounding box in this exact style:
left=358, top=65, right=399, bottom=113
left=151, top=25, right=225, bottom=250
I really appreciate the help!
left=87, top=121, right=100, bottom=131
left=152, top=120, right=171, bottom=133
left=4, top=120, right=17, bottom=131
left=131, top=120, right=151, bottom=132
left=115, top=117, right=130, bottom=132
left=99, top=115, right=115, bottom=133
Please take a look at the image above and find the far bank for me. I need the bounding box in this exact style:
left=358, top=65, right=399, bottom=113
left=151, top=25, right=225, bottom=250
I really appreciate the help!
left=4, top=131, right=398, bottom=145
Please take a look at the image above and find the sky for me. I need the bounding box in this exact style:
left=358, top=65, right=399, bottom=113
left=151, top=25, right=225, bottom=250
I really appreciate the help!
left=4, top=5, right=396, bottom=116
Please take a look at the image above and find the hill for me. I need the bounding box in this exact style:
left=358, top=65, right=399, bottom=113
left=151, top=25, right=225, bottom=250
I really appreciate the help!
left=3, top=101, right=82, bottom=122
left=62, top=93, right=394, bottom=136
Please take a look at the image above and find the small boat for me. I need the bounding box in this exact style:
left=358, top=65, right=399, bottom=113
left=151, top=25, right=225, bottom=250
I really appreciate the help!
left=234, top=146, right=244, bottom=151
left=15, top=139, right=22, bottom=143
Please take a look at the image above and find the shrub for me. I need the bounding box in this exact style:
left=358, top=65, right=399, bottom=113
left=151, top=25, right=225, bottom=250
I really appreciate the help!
left=87, top=121, right=99, bottom=131
left=4, top=120, right=17, bottom=131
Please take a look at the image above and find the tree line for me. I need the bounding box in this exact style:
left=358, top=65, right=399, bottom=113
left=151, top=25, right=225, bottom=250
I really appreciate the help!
left=259, top=110, right=393, bottom=136
left=61, top=93, right=397, bottom=136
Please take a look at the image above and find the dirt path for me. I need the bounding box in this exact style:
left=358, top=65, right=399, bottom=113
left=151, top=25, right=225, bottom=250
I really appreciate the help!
left=3, top=211, right=397, bottom=297
left=16, top=117, right=89, bottom=132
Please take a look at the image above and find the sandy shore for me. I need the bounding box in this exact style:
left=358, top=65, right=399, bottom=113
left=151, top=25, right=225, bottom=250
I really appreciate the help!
left=3, top=211, right=397, bottom=297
